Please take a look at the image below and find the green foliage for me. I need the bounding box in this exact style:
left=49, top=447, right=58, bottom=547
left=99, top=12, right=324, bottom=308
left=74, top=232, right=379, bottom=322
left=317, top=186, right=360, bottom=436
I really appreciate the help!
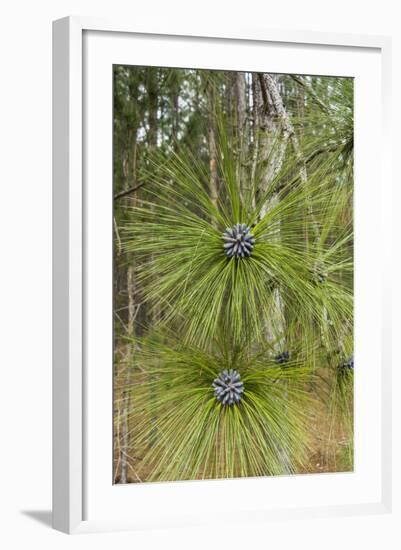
left=122, top=123, right=353, bottom=353
left=122, top=333, right=314, bottom=481
left=292, top=75, right=354, bottom=163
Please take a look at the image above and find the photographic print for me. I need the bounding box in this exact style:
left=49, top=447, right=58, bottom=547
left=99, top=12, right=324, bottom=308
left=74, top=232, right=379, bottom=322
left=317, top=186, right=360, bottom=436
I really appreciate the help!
left=112, top=66, right=354, bottom=484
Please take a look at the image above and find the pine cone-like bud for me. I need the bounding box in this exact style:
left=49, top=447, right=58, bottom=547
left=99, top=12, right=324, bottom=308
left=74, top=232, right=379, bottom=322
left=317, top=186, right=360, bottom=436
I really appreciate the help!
left=212, top=369, right=244, bottom=406
left=275, top=351, right=290, bottom=364
left=222, top=224, right=255, bottom=258
left=340, top=355, right=354, bottom=370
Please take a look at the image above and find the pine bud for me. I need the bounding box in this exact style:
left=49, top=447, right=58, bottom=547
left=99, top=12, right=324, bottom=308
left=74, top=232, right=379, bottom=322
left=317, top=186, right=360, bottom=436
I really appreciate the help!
left=339, top=355, right=354, bottom=370
left=222, top=224, right=255, bottom=258
left=275, top=351, right=290, bottom=364
left=212, top=369, right=244, bottom=406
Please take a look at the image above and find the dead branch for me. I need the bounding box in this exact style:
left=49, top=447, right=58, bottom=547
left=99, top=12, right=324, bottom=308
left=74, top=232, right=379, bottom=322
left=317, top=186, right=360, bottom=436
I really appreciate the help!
left=114, top=181, right=147, bottom=201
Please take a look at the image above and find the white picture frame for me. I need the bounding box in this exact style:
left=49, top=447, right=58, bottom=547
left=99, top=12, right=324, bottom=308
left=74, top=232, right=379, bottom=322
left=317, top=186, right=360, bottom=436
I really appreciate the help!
left=52, top=16, right=392, bottom=534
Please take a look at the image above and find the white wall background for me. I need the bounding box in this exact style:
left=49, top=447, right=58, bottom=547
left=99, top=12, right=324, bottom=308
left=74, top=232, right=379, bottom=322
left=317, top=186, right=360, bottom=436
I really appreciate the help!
left=0, top=1, right=399, bottom=548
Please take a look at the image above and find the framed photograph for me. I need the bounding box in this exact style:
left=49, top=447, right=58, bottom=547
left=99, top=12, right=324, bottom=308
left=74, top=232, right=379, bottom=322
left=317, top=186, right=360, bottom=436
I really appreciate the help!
left=52, top=16, right=392, bottom=534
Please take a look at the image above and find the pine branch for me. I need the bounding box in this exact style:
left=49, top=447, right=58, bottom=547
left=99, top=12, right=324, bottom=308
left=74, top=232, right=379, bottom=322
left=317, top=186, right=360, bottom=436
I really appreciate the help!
left=305, top=144, right=342, bottom=164
left=290, top=75, right=331, bottom=115
left=114, top=181, right=147, bottom=200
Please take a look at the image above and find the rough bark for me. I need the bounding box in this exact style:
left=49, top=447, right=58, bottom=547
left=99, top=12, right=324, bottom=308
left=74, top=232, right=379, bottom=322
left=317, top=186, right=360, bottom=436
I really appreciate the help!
left=261, top=74, right=320, bottom=241
left=256, top=74, right=290, bottom=219
left=235, top=72, right=248, bottom=198
left=262, top=74, right=306, bottom=181
left=118, top=75, right=142, bottom=482
left=262, top=74, right=329, bottom=351
left=251, top=75, right=286, bottom=348
left=207, top=81, right=219, bottom=210
left=147, top=69, right=158, bottom=149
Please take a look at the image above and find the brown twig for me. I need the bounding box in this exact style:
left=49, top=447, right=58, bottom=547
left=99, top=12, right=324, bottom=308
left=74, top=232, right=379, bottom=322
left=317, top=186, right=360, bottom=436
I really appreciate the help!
left=114, top=181, right=147, bottom=201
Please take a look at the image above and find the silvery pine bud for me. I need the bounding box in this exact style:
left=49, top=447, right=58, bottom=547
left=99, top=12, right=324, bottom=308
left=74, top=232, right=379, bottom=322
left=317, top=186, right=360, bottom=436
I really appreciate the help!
left=212, top=369, right=244, bottom=406
left=222, top=224, right=255, bottom=258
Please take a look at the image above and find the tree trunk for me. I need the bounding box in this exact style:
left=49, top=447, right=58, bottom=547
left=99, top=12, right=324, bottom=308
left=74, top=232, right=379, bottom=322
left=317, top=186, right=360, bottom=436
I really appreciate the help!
left=256, top=74, right=291, bottom=219
left=207, top=80, right=219, bottom=210
left=261, top=74, right=329, bottom=351
left=120, top=264, right=136, bottom=484
left=235, top=72, right=248, bottom=198
left=147, top=69, right=158, bottom=149
left=119, top=74, right=141, bottom=482
left=250, top=73, right=259, bottom=203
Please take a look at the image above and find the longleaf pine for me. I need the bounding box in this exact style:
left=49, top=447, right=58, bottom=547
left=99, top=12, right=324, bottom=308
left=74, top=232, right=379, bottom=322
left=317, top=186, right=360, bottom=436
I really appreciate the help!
left=113, top=67, right=354, bottom=483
